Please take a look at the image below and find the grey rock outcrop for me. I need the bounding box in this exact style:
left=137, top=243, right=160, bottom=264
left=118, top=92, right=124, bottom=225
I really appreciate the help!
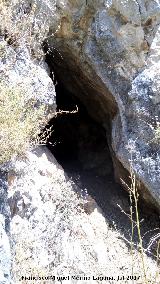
left=46, top=0, right=160, bottom=209
left=0, top=0, right=160, bottom=281
left=0, top=214, right=11, bottom=284
left=7, top=147, right=160, bottom=283
left=0, top=36, right=56, bottom=119
left=0, top=176, right=11, bottom=284
left=0, top=19, right=56, bottom=281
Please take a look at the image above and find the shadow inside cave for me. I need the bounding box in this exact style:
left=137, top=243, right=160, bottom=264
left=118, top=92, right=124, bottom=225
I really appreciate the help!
left=43, top=74, right=160, bottom=261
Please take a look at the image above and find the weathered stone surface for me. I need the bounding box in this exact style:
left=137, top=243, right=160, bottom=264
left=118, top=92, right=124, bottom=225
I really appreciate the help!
left=0, top=0, right=160, bottom=281
left=46, top=0, right=160, bottom=209
left=0, top=172, right=11, bottom=284
left=112, top=61, right=160, bottom=207
left=0, top=22, right=56, bottom=281
left=0, top=215, right=11, bottom=284
left=0, top=36, right=56, bottom=121
left=7, top=147, right=159, bottom=282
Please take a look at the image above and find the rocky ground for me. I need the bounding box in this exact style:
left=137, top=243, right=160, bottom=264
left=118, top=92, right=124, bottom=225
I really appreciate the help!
left=6, top=147, right=160, bottom=284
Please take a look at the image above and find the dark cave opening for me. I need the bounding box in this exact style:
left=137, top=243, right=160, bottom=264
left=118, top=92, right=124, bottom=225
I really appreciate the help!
left=43, top=72, right=160, bottom=231
left=41, top=51, right=160, bottom=255
left=44, top=75, right=114, bottom=177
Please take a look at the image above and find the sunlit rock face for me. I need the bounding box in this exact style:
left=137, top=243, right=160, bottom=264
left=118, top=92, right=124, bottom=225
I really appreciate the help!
left=7, top=147, right=159, bottom=283
left=45, top=0, right=160, bottom=209
left=0, top=37, right=56, bottom=121
left=0, top=1, right=160, bottom=282
left=0, top=9, right=56, bottom=280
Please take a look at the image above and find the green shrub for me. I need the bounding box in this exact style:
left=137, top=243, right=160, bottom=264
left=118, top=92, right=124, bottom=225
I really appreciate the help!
left=0, top=84, right=45, bottom=164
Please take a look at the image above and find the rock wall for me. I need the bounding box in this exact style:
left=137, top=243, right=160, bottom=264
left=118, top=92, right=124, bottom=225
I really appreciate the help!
left=0, top=1, right=160, bottom=282
left=0, top=5, right=56, bottom=279
left=46, top=0, right=160, bottom=209
left=5, top=147, right=160, bottom=283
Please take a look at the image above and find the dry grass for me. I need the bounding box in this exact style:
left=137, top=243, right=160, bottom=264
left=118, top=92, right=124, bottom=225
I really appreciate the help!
left=121, top=151, right=160, bottom=284
left=0, top=84, right=46, bottom=164
left=0, top=0, right=56, bottom=164
left=155, top=126, right=160, bottom=143
left=0, top=0, right=50, bottom=59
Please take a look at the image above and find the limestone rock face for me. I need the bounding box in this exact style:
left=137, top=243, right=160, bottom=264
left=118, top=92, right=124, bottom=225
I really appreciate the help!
left=0, top=37, right=56, bottom=121
left=5, top=147, right=159, bottom=282
left=0, top=199, right=11, bottom=284
left=0, top=28, right=56, bottom=281
left=0, top=215, right=11, bottom=284
left=0, top=0, right=160, bottom=280
left=47, top=0, right=160, bottom=209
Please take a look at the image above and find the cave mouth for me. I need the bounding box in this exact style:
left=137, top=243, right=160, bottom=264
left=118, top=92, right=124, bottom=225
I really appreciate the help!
left=44, top=76, right=114, bottom=177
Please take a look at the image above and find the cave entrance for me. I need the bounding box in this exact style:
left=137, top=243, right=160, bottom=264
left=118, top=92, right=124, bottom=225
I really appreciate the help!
left=45, top=76, right=114, bottom=177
